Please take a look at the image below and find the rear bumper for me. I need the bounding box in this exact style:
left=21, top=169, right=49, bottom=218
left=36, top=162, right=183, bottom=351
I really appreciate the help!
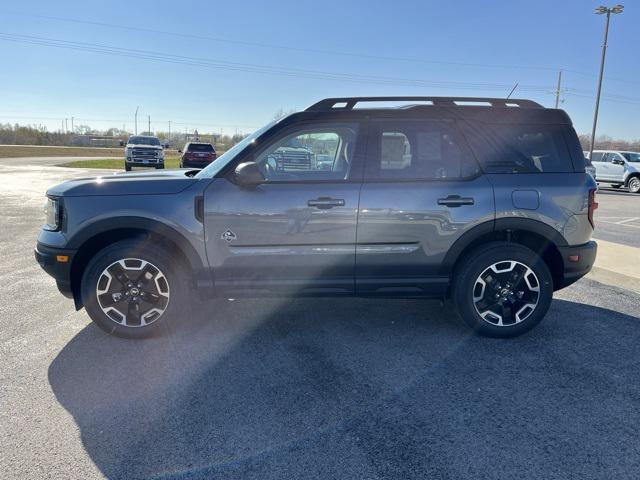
left=34, top=243, right=77, bottom=298
left=557, top=241, right=597, bottom=289
left=181, top=159, right=214, bottom=168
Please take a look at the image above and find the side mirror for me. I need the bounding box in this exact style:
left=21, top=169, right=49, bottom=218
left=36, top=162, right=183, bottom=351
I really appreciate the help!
left=234, top=162, right=264, bottom=186
left=613, top=158, right=625, bottom=165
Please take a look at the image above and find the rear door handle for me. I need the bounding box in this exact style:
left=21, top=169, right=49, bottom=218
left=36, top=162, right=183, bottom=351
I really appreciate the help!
left=437, top=195, right=475, bottom=207
left=307, top=197, right=345, bottom=209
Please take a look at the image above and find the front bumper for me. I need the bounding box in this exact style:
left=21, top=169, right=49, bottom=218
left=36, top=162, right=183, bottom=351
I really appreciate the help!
left=126, top=159, right=164, bottom=167
left=557, top=241, right=597, bottom=289
left=34, top=243, right=77, bottom=298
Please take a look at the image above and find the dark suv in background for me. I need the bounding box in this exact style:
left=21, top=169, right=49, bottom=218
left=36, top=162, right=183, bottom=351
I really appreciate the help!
left=35, top=97, right=597, bottom=339
left=179, top=142, right=217, bottom=169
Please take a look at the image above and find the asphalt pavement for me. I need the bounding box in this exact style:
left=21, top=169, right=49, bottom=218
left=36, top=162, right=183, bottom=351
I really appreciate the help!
left=593, top=186, right=640, bottom=248
left=2, top=160, right=640, bottom=480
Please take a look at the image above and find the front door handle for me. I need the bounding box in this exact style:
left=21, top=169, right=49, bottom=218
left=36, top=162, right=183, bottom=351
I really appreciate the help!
left=307, top=197, right=345, bottom=209
left=437, top=195, right=475, bottom=207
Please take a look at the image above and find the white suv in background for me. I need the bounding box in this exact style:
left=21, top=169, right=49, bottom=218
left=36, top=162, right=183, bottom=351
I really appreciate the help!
left=588, top=150, right=640, bottom=193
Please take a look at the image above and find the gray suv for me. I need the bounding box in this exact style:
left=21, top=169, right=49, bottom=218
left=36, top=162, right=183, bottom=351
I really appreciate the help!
left=35, top=97, right=598, bottom=339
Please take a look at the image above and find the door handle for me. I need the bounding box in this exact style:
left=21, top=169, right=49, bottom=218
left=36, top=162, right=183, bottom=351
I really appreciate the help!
left=437, top=195, right=475, bottom=207
left=307, top=197, right=345, bottom=209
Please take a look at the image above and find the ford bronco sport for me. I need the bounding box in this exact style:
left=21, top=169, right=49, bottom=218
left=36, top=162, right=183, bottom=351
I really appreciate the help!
left=35, top=97, right=598, bottom=339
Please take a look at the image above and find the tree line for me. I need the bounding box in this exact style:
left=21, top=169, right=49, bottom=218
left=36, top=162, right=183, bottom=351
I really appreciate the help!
left=1, top=122, right=639, bottom=153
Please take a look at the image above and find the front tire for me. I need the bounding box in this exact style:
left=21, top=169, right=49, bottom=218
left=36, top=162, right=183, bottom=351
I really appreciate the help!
left=628, top=176, right=640, bottom=194
left=453, top=242, right=553, bottom=338
left=81, top=239, right=188, bottom=338
left=125, top=164, right=131, bottom=172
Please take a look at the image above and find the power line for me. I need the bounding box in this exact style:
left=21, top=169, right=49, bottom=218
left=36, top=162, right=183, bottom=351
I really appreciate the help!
left=0, top=10, right=565, bottom=73
left=0, top=32, right=555, bottom=92
left=4, top=9, right=639, bottom=88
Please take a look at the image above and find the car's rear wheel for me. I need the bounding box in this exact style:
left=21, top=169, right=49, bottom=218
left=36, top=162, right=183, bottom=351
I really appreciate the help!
left=453, top=242, right=553, bottom=338
left=81, top=240, right=187, bottom=338
left=628, top=176, right=640, bottom=194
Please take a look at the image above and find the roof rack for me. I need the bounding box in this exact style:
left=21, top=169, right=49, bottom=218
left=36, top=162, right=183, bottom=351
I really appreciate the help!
left=305, top=96, right=543, bottom=112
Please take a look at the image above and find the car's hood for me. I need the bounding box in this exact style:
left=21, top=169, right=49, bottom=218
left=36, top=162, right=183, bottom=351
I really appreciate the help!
left=47, top=169, right=198, bottom=197
left=126, top=144, right=163, bottom=150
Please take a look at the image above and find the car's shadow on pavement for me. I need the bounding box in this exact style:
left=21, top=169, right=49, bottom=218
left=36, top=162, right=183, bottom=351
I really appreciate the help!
left=48, top=297, right=640, bottom=480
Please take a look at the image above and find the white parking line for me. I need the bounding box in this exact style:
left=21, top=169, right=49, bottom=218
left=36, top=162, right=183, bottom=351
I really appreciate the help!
left=598, top=218, right=640, bottom=229
left=615, top=217, right=640, bottom=225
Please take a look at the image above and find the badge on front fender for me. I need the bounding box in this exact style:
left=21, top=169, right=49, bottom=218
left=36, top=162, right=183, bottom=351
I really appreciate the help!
left=220, top=229, right=237, bottom=243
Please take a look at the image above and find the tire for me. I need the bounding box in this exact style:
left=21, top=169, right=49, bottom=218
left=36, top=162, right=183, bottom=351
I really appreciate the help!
left=628, top=176, right=640, bottom=194
left=156, top=164, right=165, bottom=170
left=453, top=242, right=553, bottom=338
left=81, top=239, right=188, bottom=339
left=125, top=164, right=131, bottom=172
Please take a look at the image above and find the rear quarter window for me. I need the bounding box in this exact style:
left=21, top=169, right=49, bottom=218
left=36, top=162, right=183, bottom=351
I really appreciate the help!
left=462, top=123, right=574, bottom=173
left=188, top=144, right=215, bottom=152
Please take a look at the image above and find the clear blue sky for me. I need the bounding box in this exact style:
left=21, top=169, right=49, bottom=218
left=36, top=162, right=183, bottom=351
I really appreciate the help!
left=0, top=0, right=637, bottom=138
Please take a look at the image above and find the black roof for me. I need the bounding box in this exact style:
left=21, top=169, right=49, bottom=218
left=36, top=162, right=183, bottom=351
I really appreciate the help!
left=306, top=96, right=543, bottom=111
left=297, top=96, right=571, bottom=125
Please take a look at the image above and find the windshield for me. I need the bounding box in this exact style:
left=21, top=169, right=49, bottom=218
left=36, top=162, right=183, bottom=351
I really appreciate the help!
left=128, top=136, right=160, bottom=146
left=622, top=152, right=640, bottom=162
left=196, top=121, right=277, bottom=178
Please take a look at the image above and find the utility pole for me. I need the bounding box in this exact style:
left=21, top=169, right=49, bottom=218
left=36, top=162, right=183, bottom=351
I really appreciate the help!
left=554, top=70, right=563, bottom=109
left=134, top=106, right=139, bottom=135
left=589, top=4, right=624, bottom=160
left=168, top=121, right=171, bottom=140
left=71, top=116, right=74, bottom=133
left=65, top=118, right=68, bottom=132
left=148, top=115, right=151, bottom=135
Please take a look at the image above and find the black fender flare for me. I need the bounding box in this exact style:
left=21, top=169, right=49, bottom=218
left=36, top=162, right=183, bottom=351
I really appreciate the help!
left=439, top=217, right=568, bottom=275
left=67, top=216, right=205, bottom=272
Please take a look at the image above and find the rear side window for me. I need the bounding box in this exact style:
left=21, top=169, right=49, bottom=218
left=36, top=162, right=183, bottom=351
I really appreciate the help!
left=463, top=123, right=574, bottom=173
left=366, top=120, right=480, bottom=180
left=188, top=143, right=214, bottom=152
left=591, top=152, right=605, bottom=162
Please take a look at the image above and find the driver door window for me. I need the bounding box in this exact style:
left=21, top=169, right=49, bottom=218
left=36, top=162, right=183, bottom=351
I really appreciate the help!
left=254, top=124, right=358, bottom=182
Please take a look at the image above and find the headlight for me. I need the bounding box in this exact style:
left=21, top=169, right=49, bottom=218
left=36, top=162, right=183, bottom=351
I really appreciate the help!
left=157, top=150, right=165, bottom=158
left=43, top=197, right=61, bottom=231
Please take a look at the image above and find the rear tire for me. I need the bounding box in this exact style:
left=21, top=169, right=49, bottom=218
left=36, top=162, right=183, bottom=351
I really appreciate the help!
left=81, top=239, right=188, bottom=339
left=453, top=242, right=553, bottom=338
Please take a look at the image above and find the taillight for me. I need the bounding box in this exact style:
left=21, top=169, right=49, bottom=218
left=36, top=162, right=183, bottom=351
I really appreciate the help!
left=588, top=188, right=598, bottom=228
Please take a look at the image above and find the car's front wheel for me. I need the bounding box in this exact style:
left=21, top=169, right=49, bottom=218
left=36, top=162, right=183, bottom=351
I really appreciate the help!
left=453, top=242, right=553, bottom=338
left=628, top=176, right=640, bottom=194
left=81, top=240, right=187, bottom=338
left=125, top=164, right=131, bottom=172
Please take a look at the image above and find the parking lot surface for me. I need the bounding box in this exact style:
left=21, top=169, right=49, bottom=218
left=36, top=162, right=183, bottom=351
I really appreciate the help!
left=593, top=187, right=640, bottom=248
left=2, top=160, right=640, bottom=479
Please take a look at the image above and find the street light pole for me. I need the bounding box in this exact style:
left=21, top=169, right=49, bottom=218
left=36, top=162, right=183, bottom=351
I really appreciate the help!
left=134, top=106, right=139, bottom=135
left=589, top=4, right=623, bottom=160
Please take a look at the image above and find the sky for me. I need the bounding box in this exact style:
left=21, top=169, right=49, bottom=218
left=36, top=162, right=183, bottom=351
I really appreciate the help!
left=0, top=0, right=638, bottom=138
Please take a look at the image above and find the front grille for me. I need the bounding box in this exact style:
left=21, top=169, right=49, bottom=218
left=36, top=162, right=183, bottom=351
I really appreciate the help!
left=274, top=150, right=312, bottom=171
left=131, top=148, right=160, bottom=161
